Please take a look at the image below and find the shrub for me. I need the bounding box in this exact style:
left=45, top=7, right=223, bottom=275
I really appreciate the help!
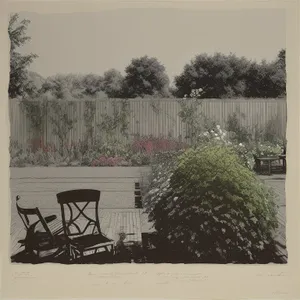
left=197, top=125, right=255, bottom=170
left=130, top=152, right=150, bottom=166
left=254, top=142, right=283, bottom=158
left=263, top=116, right=286, bottom=145
left=91, top=155, right=130, bottom=167
left=226, top=112, right=252, bottom=144
left=132, top=136, right=187, bottom=155
left=146, top=145, right=279, bottom=263
left=143, top=151, right=184, bottom=214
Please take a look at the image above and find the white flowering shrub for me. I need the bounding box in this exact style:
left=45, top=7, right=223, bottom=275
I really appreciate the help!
left=253, top=142, right=283, bottom=158
left=197, top=125, right=255, bottom=170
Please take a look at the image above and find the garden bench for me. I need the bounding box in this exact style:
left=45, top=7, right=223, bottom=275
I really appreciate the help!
left=255, top=156, right=282, bottom=176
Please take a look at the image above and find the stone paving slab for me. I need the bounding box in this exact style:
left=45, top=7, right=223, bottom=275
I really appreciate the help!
left=10, top=166, right=150, bottom=179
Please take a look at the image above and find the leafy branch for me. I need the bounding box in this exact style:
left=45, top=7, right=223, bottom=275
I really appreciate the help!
left=48, top=101, right=77, bottom=156
left=97, top=99, right=130, bottom=141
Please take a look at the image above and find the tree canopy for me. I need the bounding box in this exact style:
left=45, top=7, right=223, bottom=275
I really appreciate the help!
left=39, top=74, right=104, bottom=100
left=8, top=13, right=38, bottom=98
left=8, top=13, right=285, bottom=100
left=123, top=56, right=170, bottom=98
left=102, top=69, right=124, bottom=98
left=173, top=51, right=286, bottom=99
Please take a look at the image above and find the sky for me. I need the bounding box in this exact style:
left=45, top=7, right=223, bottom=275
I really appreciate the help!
left=17, top=8, right=286, bottom=84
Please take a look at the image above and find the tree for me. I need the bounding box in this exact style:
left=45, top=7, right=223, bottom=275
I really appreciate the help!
left=81, top=73, right=104, bottom=97
left=123, top=56, right=170, bottom=98
left=40, top=74, right=79, bottom=100
left=40, top=73, right=103, bottom=100
left=277, top=49, right=286, bottom=70
left=174, top=53, right=251, bottom=98
left=273, top=49, right=286, bottom=97
left=244, top=57, right=285, bottom=98
left=8, top=13, right=38, bottom=98
left=27, top=71, right=45, bottom=91
left=174, top=51, right=286, bottom=99
left=102, top=69, right=124, bottom=98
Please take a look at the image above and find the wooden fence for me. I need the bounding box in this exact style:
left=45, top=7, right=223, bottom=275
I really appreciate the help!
left=9, top=98, right=287, bottom=149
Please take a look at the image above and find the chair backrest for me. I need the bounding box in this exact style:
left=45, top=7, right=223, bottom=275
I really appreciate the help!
left=56, top=189, right=101, bottom=237
left=16, top=195, right=53, bottom=237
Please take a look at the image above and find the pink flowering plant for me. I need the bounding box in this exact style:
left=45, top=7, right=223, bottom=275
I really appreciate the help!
left=10, top=135, right=188, bottom=167
left=132, top=136, right=188, bottom=155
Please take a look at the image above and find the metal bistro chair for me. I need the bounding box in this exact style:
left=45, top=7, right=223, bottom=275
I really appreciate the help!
left=56, top=189, right=114, bottom=263
left=14, top=195, right=66, bottom=262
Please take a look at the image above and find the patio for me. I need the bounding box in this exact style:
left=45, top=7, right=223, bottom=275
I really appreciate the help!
left=9, top=167, right=287, bottom=263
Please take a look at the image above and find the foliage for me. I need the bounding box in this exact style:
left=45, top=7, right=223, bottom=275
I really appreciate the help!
left=145, top=145, right=279, bottom=263
left=81, top=73, right=104, bottom=96
left=48, top=101, right=77, bottom=156
left=263, top=116, right=286, bottom=146
left=27, top=71, right=45, bottom=91
left=253, top=142, right=283, bottom=158
left=130, top=152, right=151, bottom=166
left=40, top=74, right=104, bottom=100
left=177, top=88, right=208, bottom=144
left=83, top=100, right=96, bottom=146
left=102, top=69, right=124, bottom=98
left=123, top=56, right=170, bottom=98
left=142, top=151, right=183, bottom=214
left=197, top=125, right=255, bottom=170
left=8, top=13, right=38, bottom=98
left=226, top=111, right=252, bottom=144
left=174, top=53, right=250, bottom=98
left=132, top=136, right=188, bottom=155
left=10, top=135, right=188, bottom=167
left=20, top=98, right=48, bottom=136
left=10, top=140, right=61, bottom=167
left=91, top=156, right=129, bottom=167
left=174, top=51, right=286, bottom=99
left=97, top=99, right=130, bottom=141
left=243, top=59, right=285, bottom=98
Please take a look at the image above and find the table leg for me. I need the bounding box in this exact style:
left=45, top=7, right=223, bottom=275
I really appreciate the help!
left=268, top=161, right=271, bottom=176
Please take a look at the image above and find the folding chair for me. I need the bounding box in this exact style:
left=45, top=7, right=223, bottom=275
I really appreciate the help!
left=15, top=195, right=66, bottom=261
left=56, top=189, right=114, bottom=263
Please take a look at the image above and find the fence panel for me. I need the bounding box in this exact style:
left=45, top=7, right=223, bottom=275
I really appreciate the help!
left=9, top=98, right=287, bottom=150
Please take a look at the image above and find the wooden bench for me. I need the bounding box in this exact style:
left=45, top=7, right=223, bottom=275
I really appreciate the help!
left=255, top=156, right=282, bottom=176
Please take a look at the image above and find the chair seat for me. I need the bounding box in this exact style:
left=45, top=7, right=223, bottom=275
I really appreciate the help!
left=35, top=218, right=64, bottom=236
left=69, top=234, right=114, bottom=250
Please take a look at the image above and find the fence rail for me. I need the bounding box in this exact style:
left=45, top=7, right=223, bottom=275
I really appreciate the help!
left=9, top=98, right=287, bottom=149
